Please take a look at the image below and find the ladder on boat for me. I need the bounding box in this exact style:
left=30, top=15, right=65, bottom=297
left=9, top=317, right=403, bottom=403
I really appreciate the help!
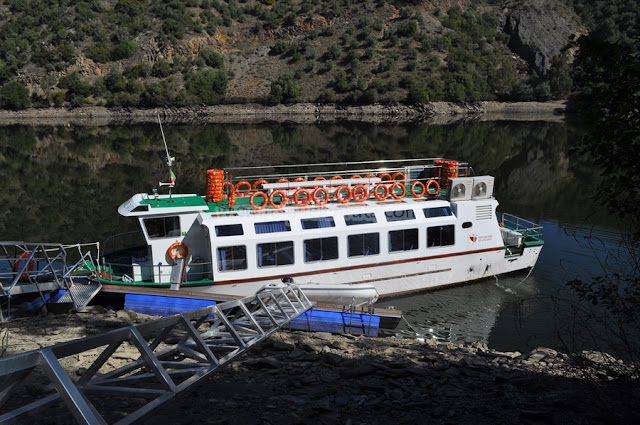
left=0, top=283, right=312, bottom=425
left=0, top=242, right=101, bottom=320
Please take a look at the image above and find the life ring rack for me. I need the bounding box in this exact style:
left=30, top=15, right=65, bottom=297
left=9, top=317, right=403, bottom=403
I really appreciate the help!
left=168, top=242, right=189, bottom=260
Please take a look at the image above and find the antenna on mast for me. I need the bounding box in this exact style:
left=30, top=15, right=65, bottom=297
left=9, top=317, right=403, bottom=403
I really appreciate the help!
left=157, top=115, right=176, bottom=197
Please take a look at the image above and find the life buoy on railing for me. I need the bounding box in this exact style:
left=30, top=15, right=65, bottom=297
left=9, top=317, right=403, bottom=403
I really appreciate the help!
left=335, top=185, right=351, bottom=203
left=277, top=178, right=290, bottom=184
left=425, top=179, right=440, bottom=196
left=250, top=191, right=268, bottom=210
left=312, top=187, right=329, bottom=205
left=269, top=189, right=288, bottom=209
left=314, top=176, right=326, bottom=181
left=351, top=174, right=362, bottom=180
left=234, top=181, right=252, bottom=197
left=410, top=181, right=425, bottom=198
left=390, top=182, right=406, bottom=199
left=293, top=189, right=311, bottom=206
left=352, top=185, right=368, bottom=202
left=14, top=252, right=35, bottom=279
left=253, top=179, right=269, bottom=190
left=331, top=175, right=344, bottom=181
left=379, top=173, right=392, bottom=182
left=222, top=181, right=235, bottom=196
left=392, top=171, right=405, bottom=182
left=373, top=184, right=389, bottom=201
left=293, top=177, right=306, bottom=183
left=168, top=242, right=189, bottom=260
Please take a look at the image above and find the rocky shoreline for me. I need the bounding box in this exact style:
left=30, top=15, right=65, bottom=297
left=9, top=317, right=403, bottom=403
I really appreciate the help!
left=1, top=306, right=637, bottom=424
left=0, top=100, right=574, bottom=126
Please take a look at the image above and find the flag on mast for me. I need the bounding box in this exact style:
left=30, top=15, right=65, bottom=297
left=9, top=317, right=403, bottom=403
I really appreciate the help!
left=170, top=169, right=176, bottom=185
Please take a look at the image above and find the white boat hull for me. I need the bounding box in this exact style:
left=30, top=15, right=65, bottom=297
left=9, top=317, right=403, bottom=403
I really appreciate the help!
left=187, top=244, right=542, bottom=300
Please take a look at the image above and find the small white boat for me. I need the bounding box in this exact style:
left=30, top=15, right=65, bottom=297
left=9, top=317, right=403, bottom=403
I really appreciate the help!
left=97, top=157, right=544, bottom=304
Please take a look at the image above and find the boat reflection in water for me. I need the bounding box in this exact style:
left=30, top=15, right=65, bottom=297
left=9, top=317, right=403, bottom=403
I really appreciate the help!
left=377, top=272, right=541, bottom=344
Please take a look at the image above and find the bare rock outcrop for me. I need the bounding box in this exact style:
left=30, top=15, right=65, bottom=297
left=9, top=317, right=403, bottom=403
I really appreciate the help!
left=502, top=0, right=585, bottom=75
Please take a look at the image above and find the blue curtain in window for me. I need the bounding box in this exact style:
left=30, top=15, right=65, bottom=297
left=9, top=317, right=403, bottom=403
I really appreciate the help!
left=218, top=249, right=227, bottom=271
left=255, top=221, right=290, bottom=234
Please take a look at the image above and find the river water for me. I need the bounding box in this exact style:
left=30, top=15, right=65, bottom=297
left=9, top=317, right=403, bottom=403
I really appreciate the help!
left=0, top=119, right=631, bottom=357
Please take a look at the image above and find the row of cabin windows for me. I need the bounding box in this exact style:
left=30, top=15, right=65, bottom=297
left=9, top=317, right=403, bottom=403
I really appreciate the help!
left=217, top=225, right=455, bottom=271
left=211, top=206, right=453, bottom=238
left=142, top=207, right=454, bottom=240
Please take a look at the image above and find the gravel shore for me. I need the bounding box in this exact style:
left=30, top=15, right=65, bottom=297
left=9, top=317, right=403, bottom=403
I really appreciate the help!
left=1, top=306, right=637, bottom=425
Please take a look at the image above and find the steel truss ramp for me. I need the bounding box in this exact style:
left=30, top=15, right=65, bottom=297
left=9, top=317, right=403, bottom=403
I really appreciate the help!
left=0, top=284, right=312, bottom=425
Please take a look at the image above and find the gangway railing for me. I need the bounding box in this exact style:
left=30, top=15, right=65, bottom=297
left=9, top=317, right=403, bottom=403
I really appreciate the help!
left=0, top=242, right=101, bottom=321
left=0, top=283, right=313, bottom=425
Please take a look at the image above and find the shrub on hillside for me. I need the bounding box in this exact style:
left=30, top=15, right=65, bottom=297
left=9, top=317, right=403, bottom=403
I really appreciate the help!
left=186, top=69, right=228, bottom=105
left=267, top=73, right=300, bottom=105
left=0, top=81, right=30, bottom=109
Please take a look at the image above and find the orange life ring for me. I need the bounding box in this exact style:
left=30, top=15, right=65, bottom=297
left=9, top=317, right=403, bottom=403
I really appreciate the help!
left=312, top=187, right=329, bottom=205
left=390, top=182, right=406, bottom=199
left=293, top=189, right=311, bottom=206
left=410, top=181, right=425, bottom=198
left=250, top=191, right=268, bottom=210
left=351, top=174, right=362, bottom=180
left=293, top=177, right=306, bottom=183
left=314, top=176, right=326, bottom=181
left=234, top=181, right=252, bottom=197
left=253, top=179, right=269, bottom=190
left=222, top=181, right=235, bottom=195
left=14, top=252, right=35, bottom=279
left=335, top=185, right=351, bottom=203
left=373, top=184, right=389, bottom=201
left=277, top=178, right=290, bottom=184
left=426, top=179, right=440, bottom=195
left=331, top=175, right=344, bottom=181
left=379, top=173, right=392, bottom=182
left=269, top=189, right=288, bottom=209
left=351, top=185, right=368, bottom=202
left=392, top=171, right=405, bottom=182
left=168, top=242, right=189, bottom=260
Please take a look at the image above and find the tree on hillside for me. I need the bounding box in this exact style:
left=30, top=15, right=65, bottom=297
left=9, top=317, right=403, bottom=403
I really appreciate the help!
left=567, top=33, right=640, bottom=366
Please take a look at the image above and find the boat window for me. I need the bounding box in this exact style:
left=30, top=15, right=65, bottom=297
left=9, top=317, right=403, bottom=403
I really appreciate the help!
left=389, top=229, right=419, bottom=252
left=384, top=209, right=416, bottom=222
left=132, top=205, right=149, bottom=212
left=424, top=206, right=453, bottom=218
left=304, top=237, right=339, bottom=262
left=143, top=216, right=181, bottom=239
left=215, top=224, right=243, bottom=237
left=301, top=217, right=336, bottom=229
left=462, top=222, right=472, bottom=229
left=254, top=220, right=291, bottom=234
left=348, top=233, right=380, bottom=257
left=427, top=225, right=455, bottom=247
left=217, top=246, right=247, bottom=271
left=257, top=241, right=294, bottom=267
left=344, top=213, right=377, bottom=226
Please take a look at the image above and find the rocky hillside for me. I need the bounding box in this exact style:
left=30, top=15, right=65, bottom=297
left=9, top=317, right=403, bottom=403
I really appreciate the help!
left=0, top=0, right=616, bottom=109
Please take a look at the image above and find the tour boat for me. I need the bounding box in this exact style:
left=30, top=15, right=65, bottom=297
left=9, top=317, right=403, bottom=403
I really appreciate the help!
left=97, top=158, right=544, bottom=304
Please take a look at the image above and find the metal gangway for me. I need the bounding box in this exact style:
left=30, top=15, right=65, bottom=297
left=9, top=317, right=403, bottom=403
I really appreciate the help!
left=0, top=242, right=101, bottom=320
left=0, top=283, right=312, bottom=424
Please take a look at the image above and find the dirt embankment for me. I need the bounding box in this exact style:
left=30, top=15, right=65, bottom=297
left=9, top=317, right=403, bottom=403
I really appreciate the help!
left=1, top=306, right=637, bottom=425
left=0, top=101, right=574, bottom=126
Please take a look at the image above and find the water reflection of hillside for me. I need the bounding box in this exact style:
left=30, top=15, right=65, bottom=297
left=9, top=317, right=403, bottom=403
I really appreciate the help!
left=0, top=121, right=591, bottom=244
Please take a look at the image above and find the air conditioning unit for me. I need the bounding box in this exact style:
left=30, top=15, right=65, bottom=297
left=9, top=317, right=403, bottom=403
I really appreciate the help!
left=472, top=176, right=495, bottom=199
left=447, top=178, right=473, bottom=201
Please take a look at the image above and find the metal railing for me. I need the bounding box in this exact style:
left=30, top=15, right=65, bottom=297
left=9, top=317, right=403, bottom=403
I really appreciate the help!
left=0, top=283, right=312, bottom=424
left=1, top=242, right=101, bottom=320
left=500, top=213, right=543, bottom=240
